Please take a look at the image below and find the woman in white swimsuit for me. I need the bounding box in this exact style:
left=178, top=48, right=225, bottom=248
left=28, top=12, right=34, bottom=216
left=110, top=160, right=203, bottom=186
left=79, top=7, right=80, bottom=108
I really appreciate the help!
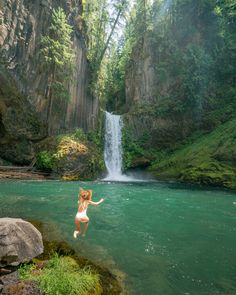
left=74, top=188, right=104, bottom=238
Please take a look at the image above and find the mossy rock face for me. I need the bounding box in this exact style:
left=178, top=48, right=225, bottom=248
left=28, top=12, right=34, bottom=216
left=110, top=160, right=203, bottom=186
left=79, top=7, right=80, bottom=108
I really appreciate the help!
left=0, top=67, right=47, bottom=165
left=35, top=132, right=105, bottom=180
left=122, top=112, right=190, bottom=170
left=149, top=118, right=236, bottom=189
left=0, top=139, right=35, bottom=165
left=180, top=163, right=236, bottom=188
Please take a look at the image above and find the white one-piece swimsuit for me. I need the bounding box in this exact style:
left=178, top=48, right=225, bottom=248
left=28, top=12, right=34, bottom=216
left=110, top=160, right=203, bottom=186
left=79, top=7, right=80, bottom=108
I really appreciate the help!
left=75, top=201, right=88, bottom=221
left=75, top=209, right=87, bottom=220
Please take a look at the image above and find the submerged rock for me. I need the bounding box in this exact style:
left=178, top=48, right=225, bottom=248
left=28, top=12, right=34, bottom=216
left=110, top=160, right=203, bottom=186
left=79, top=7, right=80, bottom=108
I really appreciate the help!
left=0, top=218, right=43, bottom=267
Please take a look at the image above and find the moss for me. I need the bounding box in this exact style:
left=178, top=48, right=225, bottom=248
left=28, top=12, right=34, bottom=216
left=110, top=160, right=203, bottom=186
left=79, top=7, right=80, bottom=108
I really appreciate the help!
left=122, top=123, right=153, bottom=169
left=149, top=118, right=236, bottom=188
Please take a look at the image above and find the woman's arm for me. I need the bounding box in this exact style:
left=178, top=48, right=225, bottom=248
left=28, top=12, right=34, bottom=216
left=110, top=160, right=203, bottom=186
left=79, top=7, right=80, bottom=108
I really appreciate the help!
left=88, top=198, right=104, bottom=205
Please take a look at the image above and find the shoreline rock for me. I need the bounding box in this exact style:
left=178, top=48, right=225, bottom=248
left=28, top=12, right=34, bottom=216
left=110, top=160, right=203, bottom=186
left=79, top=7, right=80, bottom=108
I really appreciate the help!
left=0, top=218, right=44, bottom=267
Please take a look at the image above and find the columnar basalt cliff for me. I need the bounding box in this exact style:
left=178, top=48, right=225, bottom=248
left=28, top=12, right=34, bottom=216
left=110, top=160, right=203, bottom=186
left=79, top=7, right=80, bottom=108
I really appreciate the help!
left=0, top=0, right=100, bottom=166
left=119, top=7, right=236, bottom=188
left=123, top=35, right=191, bottom=151
left=0, top=0, right=98, bottom=135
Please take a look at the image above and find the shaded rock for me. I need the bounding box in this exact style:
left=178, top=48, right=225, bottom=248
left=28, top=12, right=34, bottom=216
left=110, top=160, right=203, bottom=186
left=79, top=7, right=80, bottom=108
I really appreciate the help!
left=0, top=218, right=43, bottom=267
left=1, top=280, right=41, bottom=295
left=0, top=271, right=19, bottom=286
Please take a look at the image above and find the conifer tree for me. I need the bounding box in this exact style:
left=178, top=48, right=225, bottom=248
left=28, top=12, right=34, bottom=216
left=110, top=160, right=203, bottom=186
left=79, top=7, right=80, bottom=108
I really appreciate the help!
left=41, top=7, right=74, bottom=134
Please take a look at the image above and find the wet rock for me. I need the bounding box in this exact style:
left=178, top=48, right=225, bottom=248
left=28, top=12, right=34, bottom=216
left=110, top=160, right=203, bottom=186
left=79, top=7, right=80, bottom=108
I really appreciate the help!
left=0, top=218, right=43, bottom=267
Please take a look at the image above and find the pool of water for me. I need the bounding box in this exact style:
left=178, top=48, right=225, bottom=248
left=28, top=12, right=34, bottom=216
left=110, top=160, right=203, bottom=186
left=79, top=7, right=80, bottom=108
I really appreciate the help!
left=0, top=180, right=236, bottom=294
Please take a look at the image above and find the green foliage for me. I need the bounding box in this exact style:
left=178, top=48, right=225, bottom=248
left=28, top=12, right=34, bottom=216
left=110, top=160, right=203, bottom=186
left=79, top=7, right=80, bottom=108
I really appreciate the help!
left=19, top=254, right=101, bottom=295
left=122, top=127, right=146, bottom=169
left=35, top=129, right=105, bottom=180
left=83, top=0, right=109, bottom=68
left=71, top=128, right=87, bottom=141
left=36, top=151, right=55, bottom=172
left=69, top=128, right=103, bottom=148
left=87, top=130, right=103, bottom=147
left=83, top=0, right=128, bottom=93
left=51, top=81, right=70, bottom=101
left=102, top=0, right=236, bottom=124
left=41, top=7, right=74, bottom=69
left=40, top=7, right=74, bottom=103
left=149, top=118, right=236, bottom=188
left=18, top=263, right=36, bottom=280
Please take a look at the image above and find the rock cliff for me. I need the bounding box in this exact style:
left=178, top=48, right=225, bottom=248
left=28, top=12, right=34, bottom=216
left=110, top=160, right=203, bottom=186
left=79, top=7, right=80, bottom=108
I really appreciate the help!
left=121, top=34, right=236, bottom=188
left=123, top=35, right=192, bottom=152
left=0, top=0, right=100, bottom=165
left=0, top=0, right=98, bottom=136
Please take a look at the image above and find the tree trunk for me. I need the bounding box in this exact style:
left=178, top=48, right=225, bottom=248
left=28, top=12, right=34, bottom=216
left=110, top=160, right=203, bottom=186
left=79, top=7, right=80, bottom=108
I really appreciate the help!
left=47, top=64, right=56, bottom=135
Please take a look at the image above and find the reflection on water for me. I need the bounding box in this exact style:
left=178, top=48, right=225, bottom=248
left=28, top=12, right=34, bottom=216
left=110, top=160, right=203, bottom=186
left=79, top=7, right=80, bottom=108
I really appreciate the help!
left=0, top=180, right=236, bottom=295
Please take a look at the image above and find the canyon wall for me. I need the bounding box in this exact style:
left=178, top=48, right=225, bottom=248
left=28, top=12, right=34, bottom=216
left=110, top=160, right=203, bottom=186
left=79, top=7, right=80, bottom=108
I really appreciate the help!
left=0, top=0, right=100, bottom=165
left=0, top=0, right=98, bottom=135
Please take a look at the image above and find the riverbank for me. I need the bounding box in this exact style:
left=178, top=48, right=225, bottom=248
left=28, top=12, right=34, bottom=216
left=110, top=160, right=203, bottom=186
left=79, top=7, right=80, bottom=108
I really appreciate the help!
left=0, top=169, right=54, bottom=180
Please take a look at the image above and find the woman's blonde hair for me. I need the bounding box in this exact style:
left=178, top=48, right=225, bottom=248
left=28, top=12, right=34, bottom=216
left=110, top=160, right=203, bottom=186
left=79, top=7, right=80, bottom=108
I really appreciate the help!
left=79, top=188, right=92, bottom=201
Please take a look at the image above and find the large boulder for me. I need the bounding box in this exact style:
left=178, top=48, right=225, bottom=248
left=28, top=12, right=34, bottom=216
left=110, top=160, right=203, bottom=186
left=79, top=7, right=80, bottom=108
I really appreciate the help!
left=0, top=218, right=43, bottom=267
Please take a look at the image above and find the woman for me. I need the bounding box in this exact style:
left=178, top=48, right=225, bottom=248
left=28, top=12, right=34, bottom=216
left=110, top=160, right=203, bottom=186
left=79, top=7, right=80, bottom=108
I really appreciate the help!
left=74, top=188, right=104, bottom=238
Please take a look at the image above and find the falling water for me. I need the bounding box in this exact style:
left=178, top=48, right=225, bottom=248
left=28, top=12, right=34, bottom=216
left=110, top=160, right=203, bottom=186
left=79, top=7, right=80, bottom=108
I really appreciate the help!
left=103, top=111, right=124, bottom=180
left=103, top=111, right=152, bottom=182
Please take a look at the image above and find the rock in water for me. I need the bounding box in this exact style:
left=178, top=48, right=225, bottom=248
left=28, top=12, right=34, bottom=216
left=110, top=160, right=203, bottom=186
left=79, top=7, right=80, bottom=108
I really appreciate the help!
left=0, top=218, right=43, bottom=267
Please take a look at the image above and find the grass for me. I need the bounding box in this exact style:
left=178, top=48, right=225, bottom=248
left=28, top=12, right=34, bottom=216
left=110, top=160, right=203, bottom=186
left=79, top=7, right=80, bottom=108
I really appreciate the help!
left=149, top=118, right=236, bottom=188
left=19, top=254, right=102, bottom=295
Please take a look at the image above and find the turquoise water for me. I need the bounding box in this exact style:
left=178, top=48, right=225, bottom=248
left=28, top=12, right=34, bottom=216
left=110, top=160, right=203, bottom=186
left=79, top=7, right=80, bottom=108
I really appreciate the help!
left=0, top=180, right=236, bottom=295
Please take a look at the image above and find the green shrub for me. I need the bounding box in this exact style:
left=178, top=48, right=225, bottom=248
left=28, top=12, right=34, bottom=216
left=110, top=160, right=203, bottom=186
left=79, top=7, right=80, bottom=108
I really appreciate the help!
left=72, top=128, right=87, bottom=141
left=87, top=130, right=102, bottom=147
left=19, top=254, right=102, bottom=295
left=122, top=127, right=146, bottom=169
left=36, top=151, right=55, bottom=172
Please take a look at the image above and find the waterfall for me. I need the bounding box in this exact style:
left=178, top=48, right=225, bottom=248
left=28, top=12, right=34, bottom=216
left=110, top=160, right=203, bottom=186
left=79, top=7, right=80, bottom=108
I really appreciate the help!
left=103, top=111, right=154, bottom=182
left=103, top=111, right=124, bottom=180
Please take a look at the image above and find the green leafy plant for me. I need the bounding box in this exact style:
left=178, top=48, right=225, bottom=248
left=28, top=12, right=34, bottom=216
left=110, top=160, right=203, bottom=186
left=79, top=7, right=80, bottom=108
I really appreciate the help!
left=36, top=151, right=55, bottom=172
left=72, top=128, right=87, bottom=141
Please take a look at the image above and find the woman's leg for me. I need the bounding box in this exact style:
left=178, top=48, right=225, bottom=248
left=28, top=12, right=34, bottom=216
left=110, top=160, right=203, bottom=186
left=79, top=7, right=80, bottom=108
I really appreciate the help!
left=75, top=218, right=81, bottom=232
left=74, top=218, right=81, bottom=238
left=82, top=221, right=89, bottom=237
